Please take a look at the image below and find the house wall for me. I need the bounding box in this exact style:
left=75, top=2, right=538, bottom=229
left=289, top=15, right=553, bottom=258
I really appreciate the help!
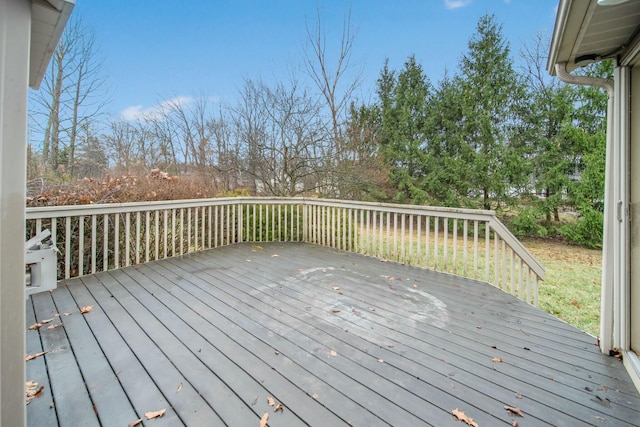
left=631, top=66, right=640, bottom=354
left=0, top=0, right=30, bottom=426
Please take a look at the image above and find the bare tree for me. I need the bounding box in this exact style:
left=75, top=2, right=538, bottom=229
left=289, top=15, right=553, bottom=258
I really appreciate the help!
left=233, top=77, right=329, bottom=196
left=30, top=17, right=108, bottom=177
left=304, top=8, right=363, bottom=197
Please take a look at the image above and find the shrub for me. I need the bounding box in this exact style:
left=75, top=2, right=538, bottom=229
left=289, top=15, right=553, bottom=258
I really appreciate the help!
left=560, top=208, right=603, bottom=249
left=510, top=206, right=548, bottom=238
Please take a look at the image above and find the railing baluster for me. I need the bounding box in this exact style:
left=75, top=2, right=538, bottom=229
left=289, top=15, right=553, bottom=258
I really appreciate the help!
left=417, top=215, right=422, bottom=266
left=65, top=216, right=71, bottom=279
left=425, top=216, right=430, bottom=267
left=434, top=217, right=439, bottom=270
left=473, top=220, right=478, bottom=279
left=125, top=212, right=131, bottom=267
left=114, top=214, right=120, bottom=269
left=163, top=210, right=168, bottom=258
left=408, top=214, right=414, bottom=265
left=453, top=218, right=458, bottom=274
left=443, top=217, right=448, bottom=271
left=135, top=211, right=140, bottom=265
left=463, top=219, right=468, bottom=277
left=485, top=223, right=491, bottom=283
left=91, top=215, right=97, bottom=274
left=103, top=214, right=108, bottom=271
left=78, top=215, right=84, bottom=277
left=392, top=212, right=398, bottom=261
left=145, top=211, right=150, bottom=263
left=510, top=248, right=515, bottom=295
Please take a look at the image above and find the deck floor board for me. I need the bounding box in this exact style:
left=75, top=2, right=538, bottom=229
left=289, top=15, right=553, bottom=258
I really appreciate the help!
left=26, top=242, right=640, bottom=427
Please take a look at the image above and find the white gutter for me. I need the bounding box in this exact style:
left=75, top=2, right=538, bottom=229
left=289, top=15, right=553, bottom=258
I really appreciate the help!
left=554, top=62, right=615, bottom=354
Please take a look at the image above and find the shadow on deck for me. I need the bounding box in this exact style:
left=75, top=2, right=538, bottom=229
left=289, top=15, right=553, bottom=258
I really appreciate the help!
left=26, top=242, right=640, bottom=426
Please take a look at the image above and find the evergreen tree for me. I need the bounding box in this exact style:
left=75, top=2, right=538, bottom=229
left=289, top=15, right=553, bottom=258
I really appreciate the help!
left=377, top=56, right=432, bottom=203
left=457, top=13, right=528, bottom=210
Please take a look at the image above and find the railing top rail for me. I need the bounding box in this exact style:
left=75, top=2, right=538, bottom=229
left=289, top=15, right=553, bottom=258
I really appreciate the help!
left=489, top=218, right=545, bottom=281
left=27, top=197, right=496, bottom=221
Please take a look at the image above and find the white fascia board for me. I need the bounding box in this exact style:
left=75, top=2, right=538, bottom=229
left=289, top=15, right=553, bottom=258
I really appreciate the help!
left=29, top=0, right=75, bottom=89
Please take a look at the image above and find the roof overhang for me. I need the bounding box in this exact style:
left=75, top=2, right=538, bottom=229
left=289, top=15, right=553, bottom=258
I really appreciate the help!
left=548, top=0, right=640, bottom=75
left=29, top=0, right=75, bottom=89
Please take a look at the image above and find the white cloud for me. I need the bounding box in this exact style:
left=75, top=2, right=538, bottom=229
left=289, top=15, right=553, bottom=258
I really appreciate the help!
left=121, top=96, right=194, bottom=121
left=444, top=0, right=473, bottom=9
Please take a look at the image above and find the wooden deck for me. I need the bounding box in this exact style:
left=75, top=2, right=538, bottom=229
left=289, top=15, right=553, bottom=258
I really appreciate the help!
left=26, top=242, right=640, bottom=427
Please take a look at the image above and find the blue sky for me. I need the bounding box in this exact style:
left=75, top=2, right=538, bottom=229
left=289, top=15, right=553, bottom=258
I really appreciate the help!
left=77, top=0, right=559, bottom=121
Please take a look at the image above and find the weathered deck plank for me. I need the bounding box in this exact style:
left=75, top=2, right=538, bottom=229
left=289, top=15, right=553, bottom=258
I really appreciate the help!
left=27, top=242, right=640, bottom=427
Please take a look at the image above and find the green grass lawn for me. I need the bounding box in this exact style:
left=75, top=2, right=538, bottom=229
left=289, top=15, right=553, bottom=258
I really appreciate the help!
left=523, top=238, right=602, bottom=337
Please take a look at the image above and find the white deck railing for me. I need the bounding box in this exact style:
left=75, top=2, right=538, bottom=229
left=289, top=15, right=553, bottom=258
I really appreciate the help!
left=26, top=197, right=544, bottom=305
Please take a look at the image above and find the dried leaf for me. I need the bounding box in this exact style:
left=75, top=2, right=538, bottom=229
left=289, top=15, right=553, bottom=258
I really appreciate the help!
left=145, top=409, right=166, bottom=419
left=40, top=318, right=54, bottom=324
left=452, top=408, right=479, bottom=427
left=504, top=406, right=524, bottom=417
left=274, top=403, right=284, bottom=413
left=259, top=412, right=269, bottom=427
left=128, top=419, right=143, bottom=427
left=267, top=396, right=275, bottom=406
left=46, top=323, right=62, bottom=330
left=378, top=359, right=384, bottom=363
left=25, top=351, right=47, bottom=361
left=28, top=323, right=42, bottom=331
left=511, top=421, right=519, bottom=427
left=311, top=393, right=319, bottom=399
left=331, top=308, right=341, bottom=313
left=515, top=392, right=523, bottom=399
left=367, top=306, right=376, bottom=311
left=271, top=254, right=279, bottom=257
left=26, top=380, right=44, bottom=404
left=63, top=312, right=72, bottom=316
left=330, top=350, right=337, bottom=357
left=492, top=357, right=503, bottom=363
left=332, top=286, right=340, bottom=291
left=176, top=382, right=182, bottom=392
left=274, top=350, right=280, bottom=355
left=80, top=305, right=94, bottom=314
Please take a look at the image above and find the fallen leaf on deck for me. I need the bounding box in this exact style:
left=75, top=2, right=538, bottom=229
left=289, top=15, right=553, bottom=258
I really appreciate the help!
left=259, top=412, right=269, bottom=427
left=40, top=318, right=54, bottom=324
left=28, top=323, right=42, bottom=331
left=492, top=357, right=503, bottom=363
left=145, top=409, right=166, bottom=419
left=25, top=351, right=47, bottom=361
left=413, top=284, right=418, bottom=288
left=452, top=408, right=479, bottom=427
left=271, top=254, right=279, bottom=257
left=63, top=312, right=72, bottom=316
left=352, top=309, right=362, bottom=316
left=267, top=396, right=275, bottom=406
left=311, top=393, right=319, bottom=399
left=274, top=350, right=280, bottom=355
left=46, top=323, right=62, bottom=330
left=26, top=380, right=44, bottom=404
left=251, top=395, right=259, bottom=405
left=80, top=305, right=94, bottom=314
left=332, top=286, right=340, bottom=291
left=594, top=416, right=606, bottom=422
left=330, top=350, right=337, bottom=357
left=504, top=406, right=524, bottom=417
left=128, top=419, right=143, bottom=427
left=332, top=308, right=341, bottom=313
left=253, top=245, right=263, bottom=250
left=274, top=403, right=284, bottom=413
left=515, top=392, right=523, bottom=399
left=176, top=383, right=182, bottom=393
left=511, top=421, right=519, bottom=427
left=378, top=359, right=384, bottom=363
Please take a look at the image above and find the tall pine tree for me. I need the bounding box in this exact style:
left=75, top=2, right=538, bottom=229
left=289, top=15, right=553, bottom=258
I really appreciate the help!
left=458, top=13, right=527, bottom=210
